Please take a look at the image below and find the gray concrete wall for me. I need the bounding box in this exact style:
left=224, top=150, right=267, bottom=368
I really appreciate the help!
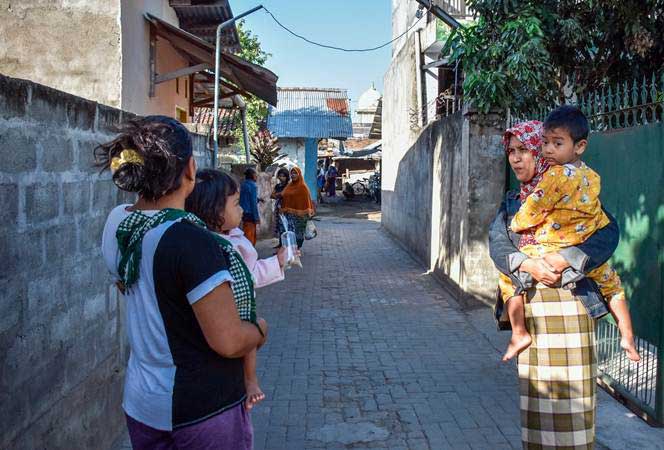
left=0, top=74, right=210, bottom=450
left=0, top=0, right=123, bottom=108
left=382, top=74, right=506, bottom=303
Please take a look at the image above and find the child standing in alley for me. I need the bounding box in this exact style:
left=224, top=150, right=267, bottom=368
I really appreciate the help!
left=186, top=169, right=292, bottom=409
left=240, top=168, right=260, bottom=246
left=500, top=106, right=640, bottom=363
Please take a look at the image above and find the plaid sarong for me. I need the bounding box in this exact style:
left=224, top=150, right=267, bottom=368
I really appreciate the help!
left=519, top=287, right=596, bottom=449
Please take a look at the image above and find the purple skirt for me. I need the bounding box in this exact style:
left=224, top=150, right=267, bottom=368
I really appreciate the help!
left=126, top=403, right=253, bottom=450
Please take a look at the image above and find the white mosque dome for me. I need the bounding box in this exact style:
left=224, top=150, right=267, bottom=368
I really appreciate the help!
left=357, top=83, right=382, bottom=113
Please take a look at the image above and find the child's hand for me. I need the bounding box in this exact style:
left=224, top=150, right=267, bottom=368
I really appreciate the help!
left=542, top=253, right=571, bottom=273
left=277, top=246, right=288, bottom=267
left=277, top=246, right=300, bottom=267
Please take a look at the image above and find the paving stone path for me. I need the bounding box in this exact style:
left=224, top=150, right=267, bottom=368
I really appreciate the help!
left=251, top=216, right=520, bottom=449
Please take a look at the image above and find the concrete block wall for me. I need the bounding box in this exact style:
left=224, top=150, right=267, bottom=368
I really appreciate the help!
left=382, top=104, right=506, bottom=303
left=0, top=74, right=131, bottom=449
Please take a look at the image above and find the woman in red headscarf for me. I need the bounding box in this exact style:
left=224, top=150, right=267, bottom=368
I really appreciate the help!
left=489, top=120, right=621, bottom=449
left=279, top=167, right=315, bottom=249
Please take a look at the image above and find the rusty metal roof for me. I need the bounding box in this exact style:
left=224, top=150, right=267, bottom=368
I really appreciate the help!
left=267, top=88, right=353, bottom=139
left=193, top=107, right=240, bottom=137
left=169, top=0, right=240, bottom=50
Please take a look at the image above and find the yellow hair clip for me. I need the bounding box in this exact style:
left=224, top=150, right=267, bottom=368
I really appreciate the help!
left=111, top=149, right=144, bottom=173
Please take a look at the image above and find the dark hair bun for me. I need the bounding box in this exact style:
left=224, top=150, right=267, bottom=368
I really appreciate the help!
left=94, top=116, right=194, bottom=201
left=112, top=161, right=146, bottom=193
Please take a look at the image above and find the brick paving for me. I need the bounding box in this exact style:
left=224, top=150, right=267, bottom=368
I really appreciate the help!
left=251, top=216, right=520, bottom=449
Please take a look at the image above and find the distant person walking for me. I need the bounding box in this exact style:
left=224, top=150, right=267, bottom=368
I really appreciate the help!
left=280, top=167, right=315, bottom=249
left=325, top=163, right=338, bottom=197
left=271, top=167, right=290, bottom=244
left=240, top=168, right=260, bottom=246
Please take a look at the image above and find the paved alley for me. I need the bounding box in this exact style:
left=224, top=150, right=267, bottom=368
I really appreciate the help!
left=251, top=216, right=521, bottom=450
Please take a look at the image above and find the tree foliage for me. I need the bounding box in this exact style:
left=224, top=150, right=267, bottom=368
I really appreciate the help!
left=234, top=21, right=272, bottom=150
left=442, top=1, right=664, bottom=114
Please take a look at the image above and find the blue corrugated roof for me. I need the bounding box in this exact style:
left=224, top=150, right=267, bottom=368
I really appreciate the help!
left=267, top=88, right=353, bottom=139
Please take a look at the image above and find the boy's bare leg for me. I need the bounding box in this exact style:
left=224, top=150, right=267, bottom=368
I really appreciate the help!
left=244, top=348, right=265, bottom=410
left=503, top=295, right=532, bottom=362
left=609, top=298, right=641, bottom=362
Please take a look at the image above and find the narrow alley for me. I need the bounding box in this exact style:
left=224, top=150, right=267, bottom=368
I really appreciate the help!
left=251, top=213, right=521, bottom=449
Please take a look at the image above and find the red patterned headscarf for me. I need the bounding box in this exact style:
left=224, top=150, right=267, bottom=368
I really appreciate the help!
left=503, top=120, right=548, bottom=202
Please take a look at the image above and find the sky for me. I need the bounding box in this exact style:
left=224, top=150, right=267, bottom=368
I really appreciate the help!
left=232, top=0, right=393, bottom=116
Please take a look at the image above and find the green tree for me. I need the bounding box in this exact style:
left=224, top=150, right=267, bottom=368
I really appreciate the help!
left=442, top=1, right=664, bottom=115
left=233, top=20, right=272, bottom=151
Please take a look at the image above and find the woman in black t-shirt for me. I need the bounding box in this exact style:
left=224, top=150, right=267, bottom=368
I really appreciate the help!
left=97, top=116, right=266, bottom=449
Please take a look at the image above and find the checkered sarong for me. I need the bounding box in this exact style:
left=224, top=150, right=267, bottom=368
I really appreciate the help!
left=519, top=287, right=596, bottom=449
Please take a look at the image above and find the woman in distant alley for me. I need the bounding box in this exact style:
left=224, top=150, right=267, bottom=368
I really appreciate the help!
left=271, top=167, right=290, bottom=245
left=98, top=116, right=266, bottom=449
left=488, top=120, right=620, bottom=449
left=279, top=167, right=315, bottom=250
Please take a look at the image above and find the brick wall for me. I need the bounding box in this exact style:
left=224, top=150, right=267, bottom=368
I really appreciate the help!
left=0, top=74, right=207, bottom=449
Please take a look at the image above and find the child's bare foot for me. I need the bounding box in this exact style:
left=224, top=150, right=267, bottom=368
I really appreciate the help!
left=621, top=337, right=641, bottom=362
left=502, top=333, right=532, bottom=362
left=245, top=380, right=265, bottom=410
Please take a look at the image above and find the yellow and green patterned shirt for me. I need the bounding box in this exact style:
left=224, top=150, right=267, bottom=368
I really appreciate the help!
left=510, top=162, right=611, bottom=256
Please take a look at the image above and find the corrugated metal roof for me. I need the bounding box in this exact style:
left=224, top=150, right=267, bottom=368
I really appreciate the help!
left=267, top=88, right=353, bottom=139
left=169, top=0, right=240, bottom=50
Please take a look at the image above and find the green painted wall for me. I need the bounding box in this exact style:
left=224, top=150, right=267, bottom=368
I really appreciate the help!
left=584, top=122, right=663, bottom=345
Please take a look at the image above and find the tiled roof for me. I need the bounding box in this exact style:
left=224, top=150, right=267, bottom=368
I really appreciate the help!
left=267, top=88, right=353, bottom=139
left=193, top=107, right=240, bottom=137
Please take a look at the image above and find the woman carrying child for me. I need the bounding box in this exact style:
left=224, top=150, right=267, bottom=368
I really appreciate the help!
left=186, top=169, right=293, bottom=410
left=489, top=115, right=626, bottom=449
left=98, top=116, right=265, bottom=449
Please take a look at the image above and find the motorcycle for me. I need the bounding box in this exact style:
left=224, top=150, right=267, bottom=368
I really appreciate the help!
left=369, top=173, right=381, bottom=204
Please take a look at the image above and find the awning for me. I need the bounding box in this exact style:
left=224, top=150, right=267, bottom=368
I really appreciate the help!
left=145, top=13, right=278, bottom=106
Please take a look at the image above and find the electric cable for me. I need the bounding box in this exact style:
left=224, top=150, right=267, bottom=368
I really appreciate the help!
left=261, top=3, right=431, bottom=53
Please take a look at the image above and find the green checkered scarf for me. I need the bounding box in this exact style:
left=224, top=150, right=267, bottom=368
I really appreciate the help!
left=210, top=234, right=256, bottom=323
left=116, top=208, right=256, bottom=323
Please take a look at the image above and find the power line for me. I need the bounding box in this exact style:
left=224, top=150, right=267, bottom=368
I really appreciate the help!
left=261, top=4, right=431, bottom=53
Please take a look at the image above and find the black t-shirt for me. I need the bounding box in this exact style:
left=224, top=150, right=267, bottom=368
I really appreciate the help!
left=101, top=206, right=245, bottom=430
left=153, top=221, right=246, bottom=428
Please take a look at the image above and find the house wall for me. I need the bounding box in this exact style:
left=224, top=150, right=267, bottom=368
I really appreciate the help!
left=391, top=0, right=422, bottom=57
left=279, top=138, right=307, bottom=168
left=0, top=0, right=191, bottom=119
left=0, top=0, right=123, bottom=108
left=120, top=0, right=191, bottom=119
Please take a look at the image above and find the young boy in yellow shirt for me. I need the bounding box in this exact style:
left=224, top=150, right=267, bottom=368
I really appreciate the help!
left=501, top=105, right=640, bottom=363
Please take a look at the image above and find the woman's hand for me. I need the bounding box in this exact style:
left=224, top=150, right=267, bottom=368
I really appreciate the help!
left=542, top=253, right=571, bottom=273
left=520, top=258, right=561, bottom=286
